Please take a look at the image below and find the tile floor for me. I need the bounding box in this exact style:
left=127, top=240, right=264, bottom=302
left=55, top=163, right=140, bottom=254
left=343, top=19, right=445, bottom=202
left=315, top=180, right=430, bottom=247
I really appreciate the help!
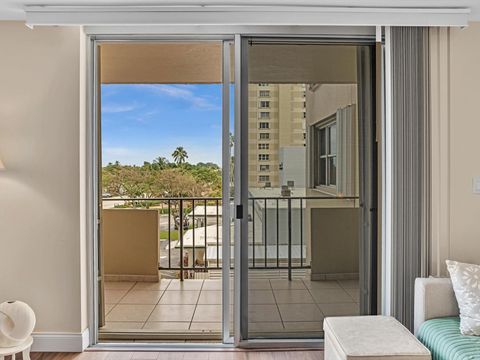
left=101, top=277, right=359, bottom=338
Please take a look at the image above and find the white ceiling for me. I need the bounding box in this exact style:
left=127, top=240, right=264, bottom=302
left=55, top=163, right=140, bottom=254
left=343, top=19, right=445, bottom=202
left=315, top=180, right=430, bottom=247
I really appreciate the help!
left=1, top=0, right=480, bottom=21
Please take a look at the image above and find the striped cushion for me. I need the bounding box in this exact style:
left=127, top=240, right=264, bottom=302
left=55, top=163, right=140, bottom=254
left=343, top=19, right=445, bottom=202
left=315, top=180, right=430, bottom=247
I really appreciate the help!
left=417, top=317, right=480, bottom=360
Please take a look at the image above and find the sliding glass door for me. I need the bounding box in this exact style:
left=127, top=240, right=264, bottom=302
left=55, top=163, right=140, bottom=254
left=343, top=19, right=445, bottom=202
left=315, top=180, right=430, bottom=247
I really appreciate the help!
left=93, top=34, right=377, bottom=346
left=234, top=37, right=378, bottom=342
left=96, top=38, right=235, bottom=343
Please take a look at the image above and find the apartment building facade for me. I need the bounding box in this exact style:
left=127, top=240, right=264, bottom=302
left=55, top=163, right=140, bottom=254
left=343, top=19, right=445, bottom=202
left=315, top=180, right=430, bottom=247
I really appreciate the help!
left=248, top=83, right=307, bottom=188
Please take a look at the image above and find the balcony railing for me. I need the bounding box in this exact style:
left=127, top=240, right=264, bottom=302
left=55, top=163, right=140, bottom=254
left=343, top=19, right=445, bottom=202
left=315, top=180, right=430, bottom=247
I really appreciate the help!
left=102, top=195, right=359, bottom=280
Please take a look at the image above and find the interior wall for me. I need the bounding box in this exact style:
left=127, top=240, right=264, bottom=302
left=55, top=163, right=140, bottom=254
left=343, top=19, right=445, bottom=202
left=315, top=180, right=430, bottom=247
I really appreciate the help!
left=430, top=23, right=480, bottom=275
left=0, top=22, right=85, bottom=335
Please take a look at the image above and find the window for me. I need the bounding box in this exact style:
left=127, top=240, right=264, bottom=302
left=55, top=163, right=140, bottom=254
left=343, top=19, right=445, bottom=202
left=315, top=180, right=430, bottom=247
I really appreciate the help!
left=259, top=101, right=270, bottom=108
left=259, top=133, right=270, bottom=140
left=314, top=121, right=337, bottom=187
left=303, top=111, right=307, bottom=119
left=259, top=90, right=270, bottom=97
left=258, top=143, right=269, bottom=150
left=259, top=175, right=270, bottom=182
left=259, top=112, right=270, bottom=119
left=259, top=83, right=269, bottom=86
left=259, top=164, right=270, bottom=171
left=259, top=122, right=269, bottom=129
left=258, top=154, right=270, bottom=161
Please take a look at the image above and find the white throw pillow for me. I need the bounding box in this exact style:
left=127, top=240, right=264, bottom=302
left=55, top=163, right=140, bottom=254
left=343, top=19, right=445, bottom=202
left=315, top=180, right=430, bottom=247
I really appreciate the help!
left=446, top=260, right=480, bottom=336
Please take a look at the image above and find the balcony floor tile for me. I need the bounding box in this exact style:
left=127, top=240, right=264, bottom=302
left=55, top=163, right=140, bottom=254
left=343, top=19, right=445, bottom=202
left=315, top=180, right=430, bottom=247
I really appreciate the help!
left=167, top=279, right=204, bottom=291
left=277, top=303, right=324, bottom=322
left=158, top=290, right=200, bottom=305
left=148, top=304, right=196, bottom=322
left=132, top=280, right=171, bottom=291
left=273, top=289, right=315, bottom=304
left=198, top=290, right=222, bottom=305
left=309, top=288, right=355, bottom=304
left=119, top=290, right=164, bottom=305
left=105, top=289, right=130, bottom=304
left=192, top=304, right=223, bottom=322
left=106, top=304, right=155, bottom=322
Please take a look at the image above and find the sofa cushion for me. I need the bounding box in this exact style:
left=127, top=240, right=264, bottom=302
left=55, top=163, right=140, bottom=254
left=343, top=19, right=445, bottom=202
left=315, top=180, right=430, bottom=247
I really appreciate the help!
left=417, top=317, right=480, bottom=360
left=446, top=260, right=480, bottom=336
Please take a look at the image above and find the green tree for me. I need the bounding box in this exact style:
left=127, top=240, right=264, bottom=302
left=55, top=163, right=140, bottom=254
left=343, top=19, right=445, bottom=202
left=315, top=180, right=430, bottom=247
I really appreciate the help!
left=172, top=147, right=188, bottom=166
left=152, top=156, right=169, bottom=170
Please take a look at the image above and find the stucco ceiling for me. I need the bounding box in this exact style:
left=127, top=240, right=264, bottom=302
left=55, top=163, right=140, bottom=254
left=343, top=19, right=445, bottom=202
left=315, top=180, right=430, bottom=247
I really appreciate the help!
left=1, top=0, right=480, bottom=21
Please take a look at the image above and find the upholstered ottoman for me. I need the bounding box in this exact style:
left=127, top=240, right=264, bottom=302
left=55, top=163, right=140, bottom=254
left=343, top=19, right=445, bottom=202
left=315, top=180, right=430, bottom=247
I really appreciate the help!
left=324, top=316, right=431, bottom=360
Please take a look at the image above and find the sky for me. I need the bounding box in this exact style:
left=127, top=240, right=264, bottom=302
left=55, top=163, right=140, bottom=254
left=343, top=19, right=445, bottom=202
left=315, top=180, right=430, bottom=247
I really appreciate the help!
left=101, top=83, right=231, bottom=166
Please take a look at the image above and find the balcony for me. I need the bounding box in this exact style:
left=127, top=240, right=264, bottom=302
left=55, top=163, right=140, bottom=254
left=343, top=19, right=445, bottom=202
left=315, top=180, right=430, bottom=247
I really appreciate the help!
left=100, top=195, right=360, bottom=340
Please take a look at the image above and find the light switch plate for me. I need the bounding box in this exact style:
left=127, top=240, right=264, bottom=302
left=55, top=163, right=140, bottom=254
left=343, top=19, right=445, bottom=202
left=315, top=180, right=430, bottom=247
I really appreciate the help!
left=473, top=177, right=480, bottom=194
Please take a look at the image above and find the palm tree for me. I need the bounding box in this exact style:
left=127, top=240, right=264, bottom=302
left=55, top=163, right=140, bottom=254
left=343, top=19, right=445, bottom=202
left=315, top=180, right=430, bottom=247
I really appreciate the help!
left=172, top=147, right=188, bottom=166
left=153, top=156, right=169, bottom=170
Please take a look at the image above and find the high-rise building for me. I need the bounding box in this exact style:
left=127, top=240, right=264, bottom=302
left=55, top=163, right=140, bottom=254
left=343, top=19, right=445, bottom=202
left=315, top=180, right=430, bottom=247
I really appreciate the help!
left=248, top=83, right=307, bottom=188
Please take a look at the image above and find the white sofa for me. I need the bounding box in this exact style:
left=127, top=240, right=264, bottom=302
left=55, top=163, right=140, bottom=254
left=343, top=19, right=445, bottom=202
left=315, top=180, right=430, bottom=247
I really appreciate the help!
left=413, top=278, right=480, bottom=360
left=413, top=277, right=459, bottom=335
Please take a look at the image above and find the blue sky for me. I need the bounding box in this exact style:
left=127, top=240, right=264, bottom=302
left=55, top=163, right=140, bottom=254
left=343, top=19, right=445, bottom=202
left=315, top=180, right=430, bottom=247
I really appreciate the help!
left=101, top=84, right=229, bottom=166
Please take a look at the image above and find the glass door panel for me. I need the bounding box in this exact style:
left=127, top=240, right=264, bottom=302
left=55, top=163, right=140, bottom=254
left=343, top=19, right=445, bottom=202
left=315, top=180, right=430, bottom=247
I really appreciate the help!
left=239, top=40, right=376, bottom=340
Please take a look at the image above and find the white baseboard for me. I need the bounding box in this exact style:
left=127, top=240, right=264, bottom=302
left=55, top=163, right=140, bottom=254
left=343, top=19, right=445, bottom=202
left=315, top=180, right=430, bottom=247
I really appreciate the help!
left=32, top=328, right=90, bottom=352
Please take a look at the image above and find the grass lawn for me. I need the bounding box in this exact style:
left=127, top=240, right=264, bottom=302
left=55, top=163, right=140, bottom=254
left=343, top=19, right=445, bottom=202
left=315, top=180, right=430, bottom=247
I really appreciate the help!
left=159, top=230, right=179, bottom=241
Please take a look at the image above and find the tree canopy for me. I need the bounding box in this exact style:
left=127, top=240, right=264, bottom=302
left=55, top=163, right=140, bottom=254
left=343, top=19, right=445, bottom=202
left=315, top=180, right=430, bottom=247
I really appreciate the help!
left=102, top=150, right=221, bottom=200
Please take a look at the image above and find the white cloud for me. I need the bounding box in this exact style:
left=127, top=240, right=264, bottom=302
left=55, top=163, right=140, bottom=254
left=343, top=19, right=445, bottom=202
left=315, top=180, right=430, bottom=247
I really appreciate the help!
left=102, top=104, right=138, bottom=113
left=139, top=84, right=220, bottom=110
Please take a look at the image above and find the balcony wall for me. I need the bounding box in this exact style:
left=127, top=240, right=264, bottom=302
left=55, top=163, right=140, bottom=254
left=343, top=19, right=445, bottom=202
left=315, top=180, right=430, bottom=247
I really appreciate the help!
left=102, top=209, right=159, bottom=282
left=310, top=208, right=359, bottom=279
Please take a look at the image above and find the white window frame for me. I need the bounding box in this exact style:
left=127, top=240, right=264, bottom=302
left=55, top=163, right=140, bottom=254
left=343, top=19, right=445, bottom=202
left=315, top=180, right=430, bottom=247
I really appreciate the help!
left=312, top=117, right=337, bottom=189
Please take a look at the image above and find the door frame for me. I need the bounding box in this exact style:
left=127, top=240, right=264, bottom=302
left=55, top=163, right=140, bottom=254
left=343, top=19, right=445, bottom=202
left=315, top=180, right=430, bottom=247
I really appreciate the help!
left=86, top=28, right=382, bottom=349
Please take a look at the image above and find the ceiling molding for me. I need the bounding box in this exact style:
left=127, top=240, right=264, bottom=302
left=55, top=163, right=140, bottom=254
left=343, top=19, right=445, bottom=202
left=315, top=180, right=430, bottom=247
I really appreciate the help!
left=25, top=5, right=471, bottom=27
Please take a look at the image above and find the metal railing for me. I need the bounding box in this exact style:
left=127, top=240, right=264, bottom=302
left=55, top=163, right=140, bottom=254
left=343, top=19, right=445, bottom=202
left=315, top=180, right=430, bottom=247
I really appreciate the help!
left=102, top=195, right=359, bottom=281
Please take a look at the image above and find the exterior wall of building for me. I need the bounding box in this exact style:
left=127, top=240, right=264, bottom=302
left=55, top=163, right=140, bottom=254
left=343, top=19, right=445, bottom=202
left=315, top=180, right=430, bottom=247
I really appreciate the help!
left=279, top=147, right=306, bottom=188
left=0, top=22, right=86, bottom=338
left=304, top=83, right=359, bottom=278
left=429, top=23, right=480, bottom=276
left=305, top=83, right=357, bottom=193
left=248, top=83, right=306, bottom=188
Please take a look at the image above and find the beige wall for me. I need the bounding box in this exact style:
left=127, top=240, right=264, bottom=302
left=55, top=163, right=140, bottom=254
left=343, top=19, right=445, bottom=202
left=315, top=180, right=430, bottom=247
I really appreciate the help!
left=306, top=84, right=357, bottom=126
left=310, top=208, right=359, bottom=278
left=102, top=209, right=159, bottom=281
left=430, top=23, right=480, bottom=275
left=0, top=22, right=85, bottom=335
